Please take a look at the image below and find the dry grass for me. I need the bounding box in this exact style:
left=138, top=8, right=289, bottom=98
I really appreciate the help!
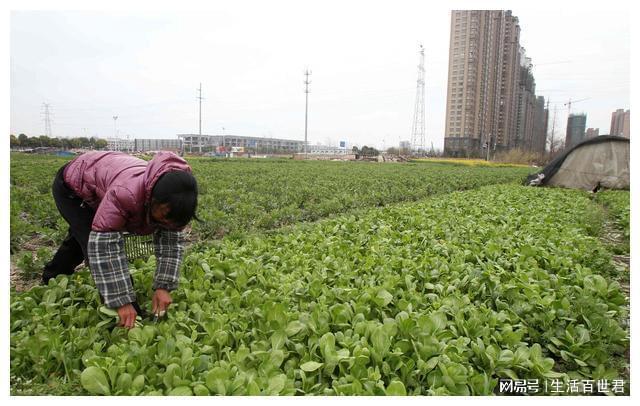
left=492, top=149, right=546, bottom=166
left=414, top=157, right=531, bottom=168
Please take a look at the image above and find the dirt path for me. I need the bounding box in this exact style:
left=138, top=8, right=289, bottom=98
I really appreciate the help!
left=599, top=210, right=630, bottom=294
left=597, top=203, right=630, bottom=386
left=10, top=261, right=39, bottom=293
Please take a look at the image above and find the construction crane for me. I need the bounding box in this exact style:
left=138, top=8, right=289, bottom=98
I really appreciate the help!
left=564, top=97, right=590, bottom=116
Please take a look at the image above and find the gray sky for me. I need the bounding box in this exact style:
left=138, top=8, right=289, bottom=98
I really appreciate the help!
left=9, top=0, right=631, bottom=150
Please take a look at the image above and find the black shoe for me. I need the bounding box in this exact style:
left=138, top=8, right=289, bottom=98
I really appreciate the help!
left=42, top=270, right=59, bottom=285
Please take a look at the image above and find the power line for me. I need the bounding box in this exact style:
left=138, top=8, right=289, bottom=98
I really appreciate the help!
left=53, top=99, right=193, bottom=112
left=311, top=86, right=415, bottom=97
left=533, top=60, right=573, bottom=66
left=564, top=97, right=590, bottom=116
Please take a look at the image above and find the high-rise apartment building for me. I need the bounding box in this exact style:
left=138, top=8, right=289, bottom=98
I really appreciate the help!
left=510, top=48, right=549, bottom=155
left=585, top=128, right=599, bottom=138
left=498, top=12, right=522, bottom=151
left=531, top=96, right=548, bottom=154
left=542, top=99, right=550, bottom=152
left=565, top=113, right=587, bottom=148
left=514, top=58, right=536, bottom=151
left=610, top=109, right=630, bottom=138
left=444, top=10, right=521, bottom=157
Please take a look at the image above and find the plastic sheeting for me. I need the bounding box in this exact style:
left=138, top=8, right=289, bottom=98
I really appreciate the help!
left=546, top=140, right=630, bottom=190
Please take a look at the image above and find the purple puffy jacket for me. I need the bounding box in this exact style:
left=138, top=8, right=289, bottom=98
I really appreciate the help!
left=63, top=151, right=192, bottom=234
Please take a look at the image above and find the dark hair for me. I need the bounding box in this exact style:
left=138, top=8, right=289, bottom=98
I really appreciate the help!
left=151, top=171, right=199, bottom=227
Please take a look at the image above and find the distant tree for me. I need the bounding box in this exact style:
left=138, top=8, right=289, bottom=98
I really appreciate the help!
left=352, top=146, right=359, bottom=154
left=95, top=139, right=108, bottom=150
left=50, top=137, right=62, bottom=148
left=77, top=137, right=90, bottom=148
left=18, top=134, right=28, bottom=147
left=35, top=135, right=55, bottom=147
left=386, top=147, right=399, bottom=155
left=360, top=145, right=379, bottom=156
left=12, top=134, right=117, bottom=151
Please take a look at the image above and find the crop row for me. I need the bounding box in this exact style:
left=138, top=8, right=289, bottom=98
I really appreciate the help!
left=10, top=184, right=628, bottom=395
left=10, top=154, right=70, bottom=254
left=10, top=153, right=531, bottom=272
left=189, top=158, right=532, bottom=240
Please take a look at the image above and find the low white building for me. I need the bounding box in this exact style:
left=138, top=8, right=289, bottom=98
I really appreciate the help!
left=177, top=134, right=305, bottom=153
left=134, top=138, right=181, bottom=152
left=308, top=145, right=350, bottom=155
left=107, top=138, right=183, bottom=152
left=107, top=138, right=135, bottom=152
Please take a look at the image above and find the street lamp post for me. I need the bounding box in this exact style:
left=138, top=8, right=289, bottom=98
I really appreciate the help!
left=113, top=116, right=118, bottom=137
left=221, top=127, right=227, bottom=157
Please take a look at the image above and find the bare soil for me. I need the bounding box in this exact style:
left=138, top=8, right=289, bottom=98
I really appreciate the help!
left=10, top=261, right=39, bottom=293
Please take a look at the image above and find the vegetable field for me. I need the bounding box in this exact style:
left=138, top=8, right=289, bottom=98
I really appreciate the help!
left=9, top=154, right=629, bottom=395
left=10, top=153, right=531, bottom=280
left=10, top=154, right=532, bottom=248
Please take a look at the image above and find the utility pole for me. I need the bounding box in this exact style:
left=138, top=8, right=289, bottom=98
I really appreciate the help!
left=197, top=83, right=204, bottom=154
left=549, top=104, right=558, bottom=157
left=544, top=98, right=550, bottom=156
left=410, top=44, right=426, bottom=156
left=112, top=116, right=118, bottom=138
left=42, top=103, right=52, bottom=138
left=304, top=69, right=311, bottom=158
left=486, top=135, right=491, bottom=161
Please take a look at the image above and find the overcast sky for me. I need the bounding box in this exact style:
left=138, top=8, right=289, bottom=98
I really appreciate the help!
left=8, top=0, right=631, bottom=150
